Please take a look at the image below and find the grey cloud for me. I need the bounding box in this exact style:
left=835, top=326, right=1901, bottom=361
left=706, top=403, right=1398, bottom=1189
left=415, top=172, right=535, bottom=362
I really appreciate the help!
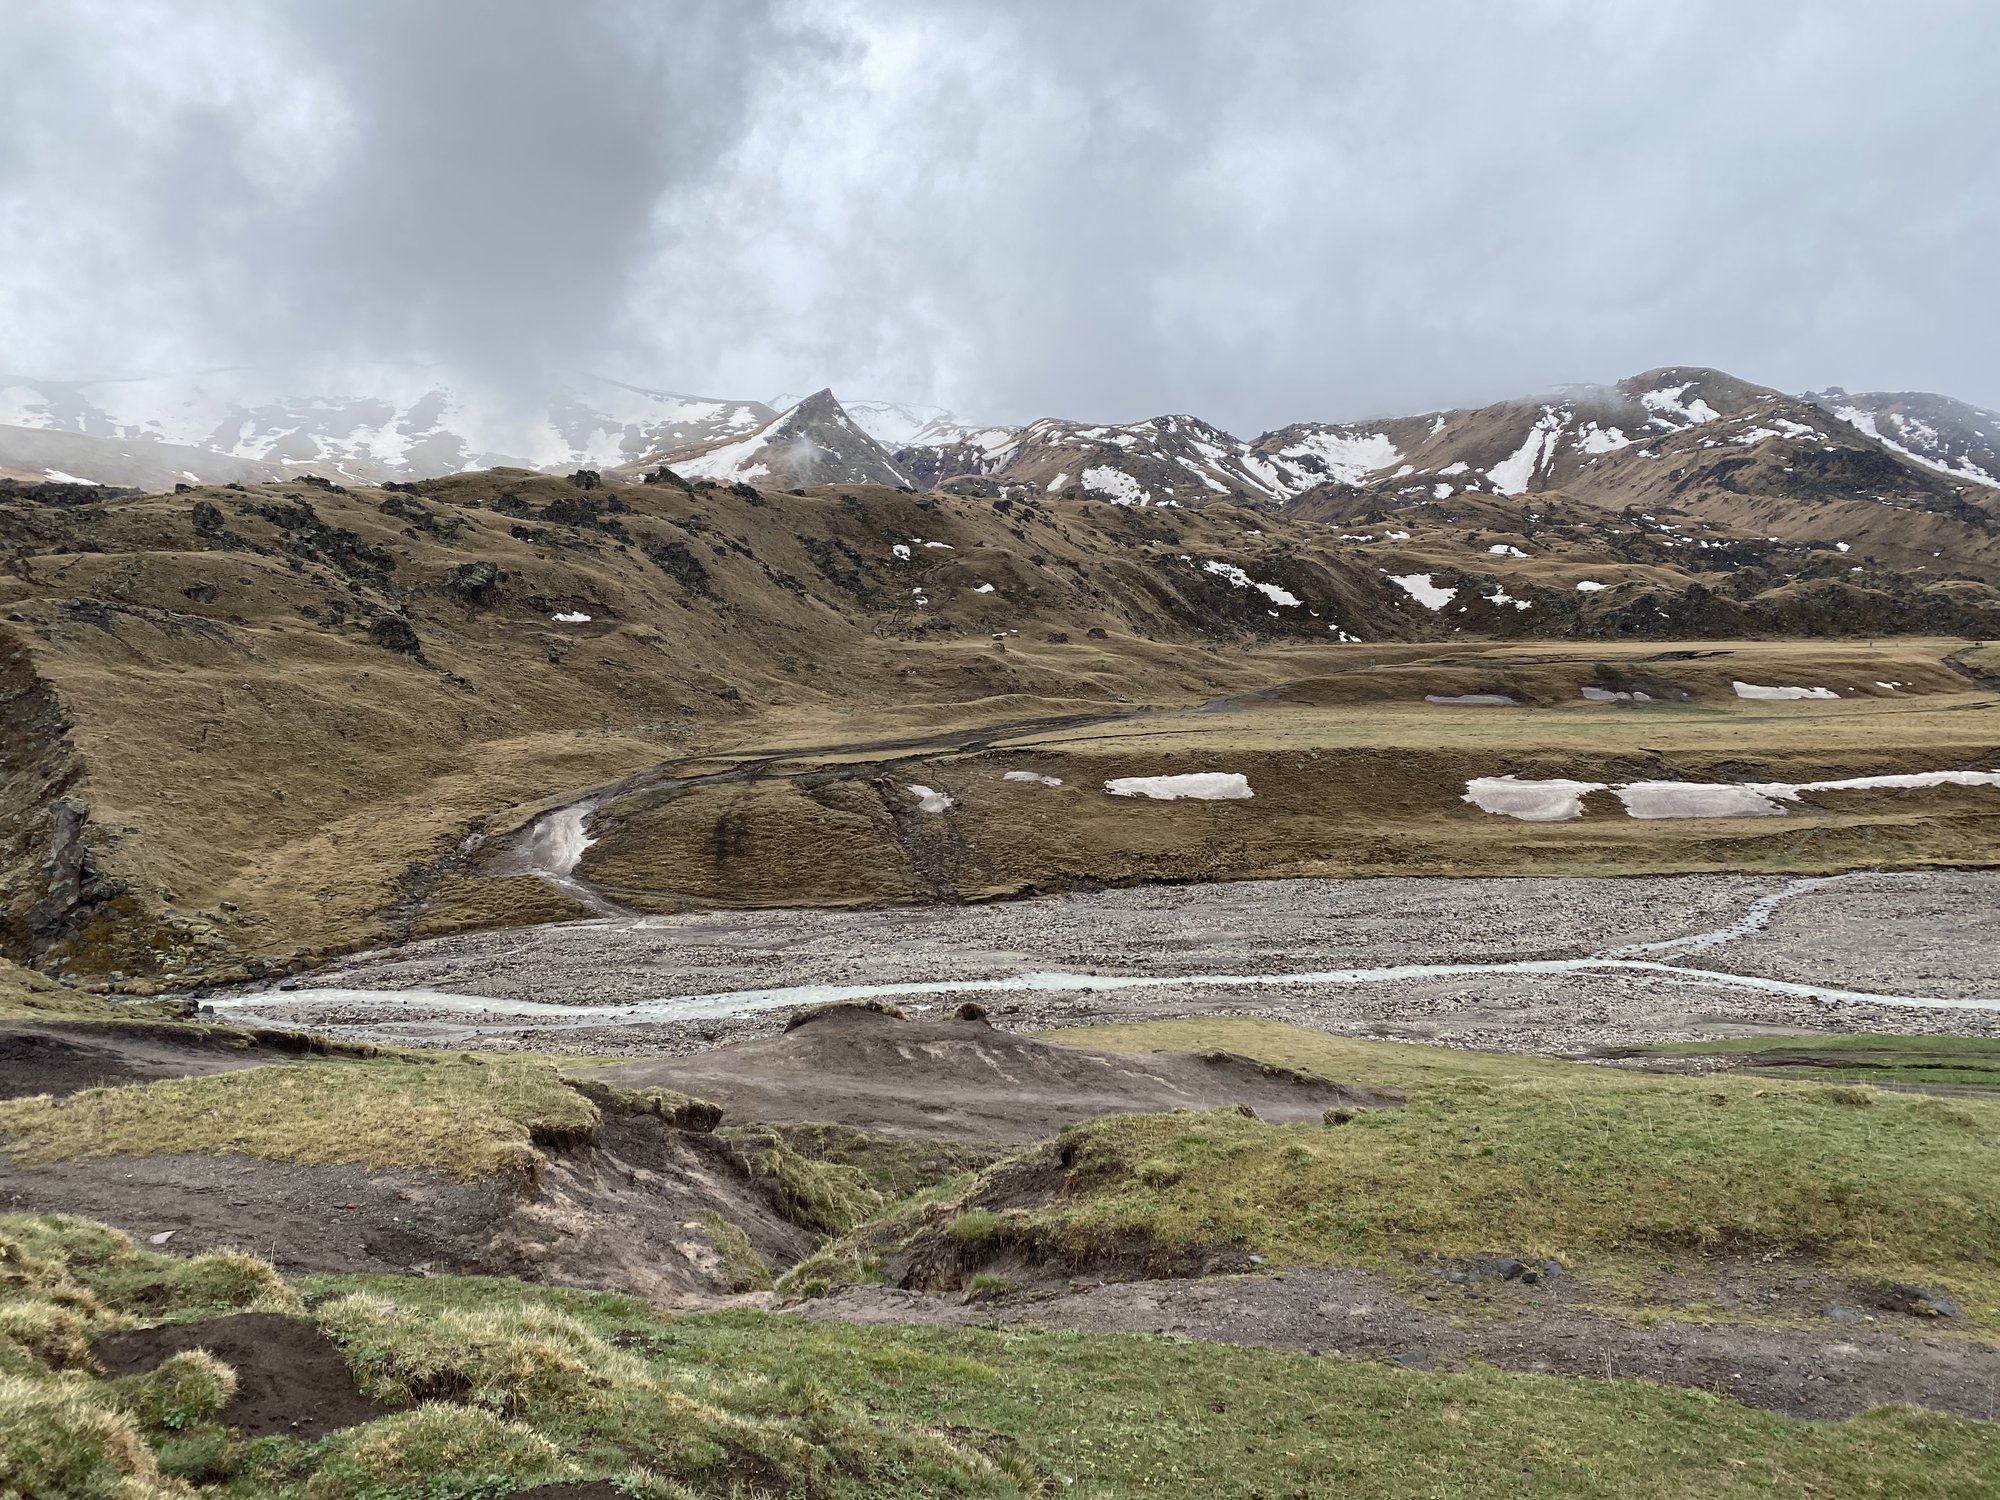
left=1, top=0, right=1994, bottom=429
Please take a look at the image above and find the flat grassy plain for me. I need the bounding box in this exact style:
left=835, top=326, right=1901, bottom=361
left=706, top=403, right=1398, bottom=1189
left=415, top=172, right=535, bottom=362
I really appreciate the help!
left=584, top=640, right=2000, bottom=909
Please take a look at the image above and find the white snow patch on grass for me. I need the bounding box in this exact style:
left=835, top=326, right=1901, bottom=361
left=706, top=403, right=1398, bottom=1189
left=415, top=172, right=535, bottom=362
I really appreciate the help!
left=1618, top=783, right=1787, bottom=819
left=1003, top=771, right=1063, bottom=787
left=973, top=582, right=996, bottom=593
left=1388, top=573, right=1456, bottom=610
left=1733, top=681, right=1838, bottom=700
left=1104, top=772, right=1252, bottom=801
left=1463, top=776, right=1606, bottom=822
left=550, top=611, right=592, bottom=624
left=1082, top=465, right=1148, bottom=505
left=1574, top=580, right=1608, bottom=592
left=1488, top=410, right=1566, bottom=495
left=1202, top=559, right=1300, bottom=607
left=1425, top=693, right=1516, bottom=707
left=906, top=784, right=954, bottom=813
left=1487, top=543, right=1529, bottom=557
left=1277, top=430, right=1402, bottom=486
left=891, top=543, right=912, bottom=561
left=1464, top=769, right=2000, bottom=821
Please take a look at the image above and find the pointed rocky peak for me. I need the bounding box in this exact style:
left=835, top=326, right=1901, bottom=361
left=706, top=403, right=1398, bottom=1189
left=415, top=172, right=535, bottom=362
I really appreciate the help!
left=642, top=388, right=912, bottom=489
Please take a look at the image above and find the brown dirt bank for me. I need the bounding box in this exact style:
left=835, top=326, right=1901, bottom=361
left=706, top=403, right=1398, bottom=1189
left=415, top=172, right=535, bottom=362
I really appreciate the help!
left=581, top=1004, right=1401, bottom=1143
left=0, top=1108, right=813, bottom=1302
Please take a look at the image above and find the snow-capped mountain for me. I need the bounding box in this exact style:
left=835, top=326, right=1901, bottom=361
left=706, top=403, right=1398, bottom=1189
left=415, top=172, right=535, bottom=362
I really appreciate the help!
left=1304, top=368, right=1983, bottom=519
left=891, top=412, right=1352, bottom=504
left=637, top=388, right=912, bottom=489
left=0, top=371, right=773, bottom=487
left=4, top=364, right=1994, bottom=540
left=1809, top=389, right=2000, bottom=489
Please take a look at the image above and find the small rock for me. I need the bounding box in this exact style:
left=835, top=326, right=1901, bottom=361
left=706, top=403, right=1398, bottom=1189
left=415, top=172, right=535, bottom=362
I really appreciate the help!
left=147, top=1231, right=176, bottom=1246
left=1883, top=1284, right=1962, bottom=1319
left=1825, top=1304, right=1861, bottom=1324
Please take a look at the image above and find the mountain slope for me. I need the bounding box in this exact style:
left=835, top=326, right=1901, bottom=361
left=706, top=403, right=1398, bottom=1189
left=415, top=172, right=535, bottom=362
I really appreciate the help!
left=1810, top=389, right=2000, bottom=489
left=641, top=389, right=914, bottom=488
left=0, top=372, right=774, bottom=485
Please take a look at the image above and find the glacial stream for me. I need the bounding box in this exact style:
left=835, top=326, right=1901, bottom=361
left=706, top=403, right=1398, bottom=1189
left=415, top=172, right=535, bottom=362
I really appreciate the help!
left=208, top=876, right=2000, bottom=1036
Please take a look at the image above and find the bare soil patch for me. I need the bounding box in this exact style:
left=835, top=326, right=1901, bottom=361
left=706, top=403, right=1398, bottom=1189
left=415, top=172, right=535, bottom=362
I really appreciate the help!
left=585, top=1004, right=1399, bottom=1143
left=0, top=1111, right=815, bottom=1300
left=0, top=1021, right=279, bottom=1099
left=94, top=1310, right=390, bottom=1438
left=806, top=1264, right=2000, bottom=1423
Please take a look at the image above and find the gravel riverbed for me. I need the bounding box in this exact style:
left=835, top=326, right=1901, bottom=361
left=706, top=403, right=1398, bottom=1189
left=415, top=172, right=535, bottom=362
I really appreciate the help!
left=213, top=870, right=2000, bottom=1057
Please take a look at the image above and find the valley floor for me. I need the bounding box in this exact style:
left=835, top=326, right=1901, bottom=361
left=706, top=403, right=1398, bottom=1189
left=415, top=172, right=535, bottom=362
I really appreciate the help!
left=214, top=867, right=2000, bottom=1056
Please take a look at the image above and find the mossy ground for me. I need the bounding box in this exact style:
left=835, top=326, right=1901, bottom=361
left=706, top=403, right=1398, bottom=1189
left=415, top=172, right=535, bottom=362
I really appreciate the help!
left=12, top=1219, right=1993, bottom=1500
left=763, top=1017, right=2000, bottom=1315
left=309, top=1276, right=2000, bottom=1500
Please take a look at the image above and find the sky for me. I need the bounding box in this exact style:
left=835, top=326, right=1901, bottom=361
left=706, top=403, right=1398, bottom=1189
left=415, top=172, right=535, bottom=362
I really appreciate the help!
left=1, top=0, right=1995, bottom=433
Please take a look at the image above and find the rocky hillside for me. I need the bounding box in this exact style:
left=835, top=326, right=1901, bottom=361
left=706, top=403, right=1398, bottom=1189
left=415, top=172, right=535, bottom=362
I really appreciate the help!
left=3, top=459, right=1997, bottom=984
left=1807, top=388, right=2000, bottom=489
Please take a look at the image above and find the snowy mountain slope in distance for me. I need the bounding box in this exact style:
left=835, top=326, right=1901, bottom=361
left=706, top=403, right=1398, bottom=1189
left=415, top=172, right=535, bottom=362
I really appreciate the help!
left=0, top=372, right=773, bottom=484
left=1330, top=368, right=1991, bottom=520
left=1808, top=389, right=2000, bottom=489
left=638, top=388, right=913, bottom=489
left=893, top=412, right=1320, bottom=504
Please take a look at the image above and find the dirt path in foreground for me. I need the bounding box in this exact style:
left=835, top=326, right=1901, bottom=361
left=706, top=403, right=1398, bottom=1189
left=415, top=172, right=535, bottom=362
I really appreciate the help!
left=801, top=1267, right=2000, bottom=1422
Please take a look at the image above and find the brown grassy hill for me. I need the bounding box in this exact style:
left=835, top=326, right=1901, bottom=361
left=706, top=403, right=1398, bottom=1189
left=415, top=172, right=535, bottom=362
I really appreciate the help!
left=2, top=466, right=1996, bottom=987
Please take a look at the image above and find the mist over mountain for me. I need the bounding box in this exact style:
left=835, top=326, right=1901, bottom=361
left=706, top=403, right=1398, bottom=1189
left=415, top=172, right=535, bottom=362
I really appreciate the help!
left=4, top=2, right=1996, bottom=432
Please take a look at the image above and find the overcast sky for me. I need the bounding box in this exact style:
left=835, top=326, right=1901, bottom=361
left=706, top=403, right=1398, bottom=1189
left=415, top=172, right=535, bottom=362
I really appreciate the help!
left=2, top=0, right=1995, bottom=432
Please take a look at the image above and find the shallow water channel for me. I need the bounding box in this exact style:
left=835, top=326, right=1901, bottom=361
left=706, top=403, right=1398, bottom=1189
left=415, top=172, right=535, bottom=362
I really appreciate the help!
left=209, top=876, right=2000, bottom=1036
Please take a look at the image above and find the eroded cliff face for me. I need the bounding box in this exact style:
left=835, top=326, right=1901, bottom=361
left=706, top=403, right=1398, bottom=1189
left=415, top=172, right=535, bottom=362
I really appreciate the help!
left=0, top=631, right=91, bottom=958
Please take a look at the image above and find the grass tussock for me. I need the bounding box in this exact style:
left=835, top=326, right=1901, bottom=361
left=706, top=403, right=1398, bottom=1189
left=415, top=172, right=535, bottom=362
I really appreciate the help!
left=321, top=1274, right=2000, bottom=1500
left=114, top=1351, right=238, bottom=1432
left=779, top=1016, right=2000, bottom=1308
left=695, top=1209, right=774, bottom=1293
left=720, top=1129, right=889, bottom=1238
left=301, top=1403, right=570, bottom=1498
left=721, top=1123, right=1001, bottom=1203
left=9, top=1213, right=2000, bottom=1498
left=0, top=1217, right=1032, bottom=1498
left=0, top=1371, right=182, bottom=1500
left=0, top=1055, right=602, bottom=1181
left=0, top=1215, right=294, bottom=1358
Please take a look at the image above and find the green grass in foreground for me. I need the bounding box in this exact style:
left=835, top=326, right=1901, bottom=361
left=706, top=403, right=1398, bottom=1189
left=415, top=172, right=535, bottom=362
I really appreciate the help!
left=316, top=1275, right=2000, bottom=1500
left=6, top=1215, right=1999, bottom=1498
left=827, top=1017, right=2000, bottom=1313
left=0, top=1055, right=604, bottom=1181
